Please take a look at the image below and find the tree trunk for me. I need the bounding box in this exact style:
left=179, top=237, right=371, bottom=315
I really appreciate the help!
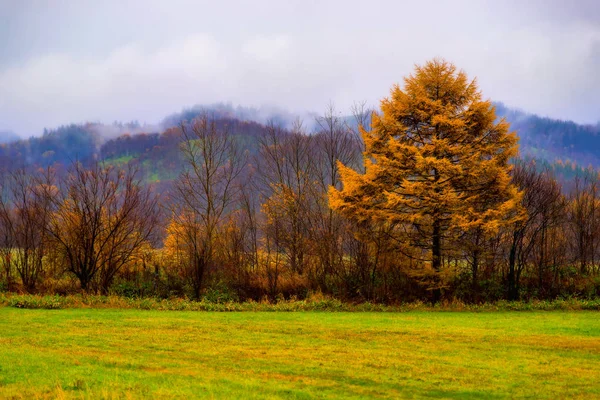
left=193, top=254, right=206, bottom=300
left=432, top=217, right=441, bottom=304
left=472, top=249, right=479, bottom=303
left=508, top=231, right=518, bottom=301
left=538, top=224, right=546, bottom=296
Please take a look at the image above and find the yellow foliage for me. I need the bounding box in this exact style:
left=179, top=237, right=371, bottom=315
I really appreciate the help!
left=330, top=58, right=524, bottom=281
left=163, top=213, right=205, bottom=271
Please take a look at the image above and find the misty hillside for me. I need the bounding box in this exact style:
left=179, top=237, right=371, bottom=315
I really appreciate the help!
left=0, top=103, right=598, bottom=183
left=494, top=103, right=600, bottom=175
left=0, top=131, right=19, bottom=144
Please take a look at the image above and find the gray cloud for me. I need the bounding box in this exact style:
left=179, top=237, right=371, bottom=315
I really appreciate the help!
left=0, top=0, right=599, bottom=136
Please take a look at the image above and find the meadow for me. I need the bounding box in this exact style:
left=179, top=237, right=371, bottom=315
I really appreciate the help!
left=1, top=307, right=599, bottom=399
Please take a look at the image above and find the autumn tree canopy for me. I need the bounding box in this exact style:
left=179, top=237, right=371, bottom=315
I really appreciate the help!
left=170, top=116, right=246, bottom=299
left=41, top=163, right=158, bottom=293
left=330, top=58, right=523, bottom=300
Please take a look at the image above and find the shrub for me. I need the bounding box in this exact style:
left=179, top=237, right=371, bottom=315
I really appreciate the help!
left=7, top=295, right=65, bottom=309
left=2, top=293, right=600, bottom=312
left=202, top=281, right=239, bottom=304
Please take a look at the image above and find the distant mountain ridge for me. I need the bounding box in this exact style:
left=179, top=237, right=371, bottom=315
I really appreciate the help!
left=160, top=103, right=318, bottom=132
left=494, top=102, right=600, bottom=168
left=1, top=103, right=598, bottom=183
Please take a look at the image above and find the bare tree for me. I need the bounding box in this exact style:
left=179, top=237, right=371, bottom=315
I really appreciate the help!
left=349, top=101, right=374, bottom=147
left=40, top=162, right=158, bottom=293
left=506, top=161, right=563, bottom=300
left=568, top=169, right=600, bottom=275
left=171, top=116, right=246, bottom=299
left=232, top=177, right=261, bottom=295
left=257, top=120, right=315, bottom=276
left=0, top=168, right=51, bottom=292
left=310, top=103, right=362, bottom=290
left=0, top=171, right=12, bottom=290
left=532, top=171, right=566, bottom=296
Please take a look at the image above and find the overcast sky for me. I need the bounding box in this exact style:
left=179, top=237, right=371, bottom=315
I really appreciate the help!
left=1, top=0, right=599, bottom=136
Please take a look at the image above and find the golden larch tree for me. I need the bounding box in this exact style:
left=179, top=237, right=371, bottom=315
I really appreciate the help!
left=329, top=58, right=523, bottom=301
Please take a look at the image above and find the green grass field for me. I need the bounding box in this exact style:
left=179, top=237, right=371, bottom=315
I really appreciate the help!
left=1, top=309, right=599, bottom=399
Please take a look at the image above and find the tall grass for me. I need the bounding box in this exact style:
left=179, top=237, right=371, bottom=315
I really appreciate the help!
left=2, top=292, right=600, bottom=311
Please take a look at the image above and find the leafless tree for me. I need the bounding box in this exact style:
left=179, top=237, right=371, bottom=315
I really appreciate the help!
left=0, top=168, right=51, bottom=292
left=568, top=169, right=600, bottom=275
left=506, top=161, right=563, bottom=300
left=257, top=120, right=315, bottom=276
left=311, top=103, right=362, bottom=289
left=172, top=116, right=246, bottom=298
left=40, top=162, right=158, bottom=293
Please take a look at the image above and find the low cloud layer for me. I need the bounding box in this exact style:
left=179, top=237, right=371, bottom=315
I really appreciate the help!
left=1, top=0, right=599, bottom=136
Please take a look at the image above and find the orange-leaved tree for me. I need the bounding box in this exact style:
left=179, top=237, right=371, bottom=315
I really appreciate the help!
left=329, top=58, right=523, bottom=301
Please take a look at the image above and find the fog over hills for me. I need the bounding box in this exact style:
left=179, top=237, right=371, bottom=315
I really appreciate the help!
left=0, top=101, right=598, bottom=186
left=0, top=130, right=19, bottom=144
left=3, top=1, right=600, bottom=136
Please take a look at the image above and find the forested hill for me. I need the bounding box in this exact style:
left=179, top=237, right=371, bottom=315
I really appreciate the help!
left=494, top=103, right=600, bottom=178
left=0, top=103, right=598, bottom=182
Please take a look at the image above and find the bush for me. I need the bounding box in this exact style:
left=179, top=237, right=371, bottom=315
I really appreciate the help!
left=202, top=282, right=239, bottom=304
left=7, top=295, right=65, bottom=309
left=111, top=281, right=141, bottom=298
left=110, top=280, right=156, bottom=299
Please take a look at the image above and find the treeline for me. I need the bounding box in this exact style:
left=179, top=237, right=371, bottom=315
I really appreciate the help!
left=1, top=111, right=600, bottom=303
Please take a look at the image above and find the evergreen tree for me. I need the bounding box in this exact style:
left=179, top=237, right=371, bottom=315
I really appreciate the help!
left=330, top=58, right=523, bottom=301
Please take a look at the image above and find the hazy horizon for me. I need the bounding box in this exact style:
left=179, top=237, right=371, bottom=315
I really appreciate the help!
left=1, top=0, right=599, bottom=137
